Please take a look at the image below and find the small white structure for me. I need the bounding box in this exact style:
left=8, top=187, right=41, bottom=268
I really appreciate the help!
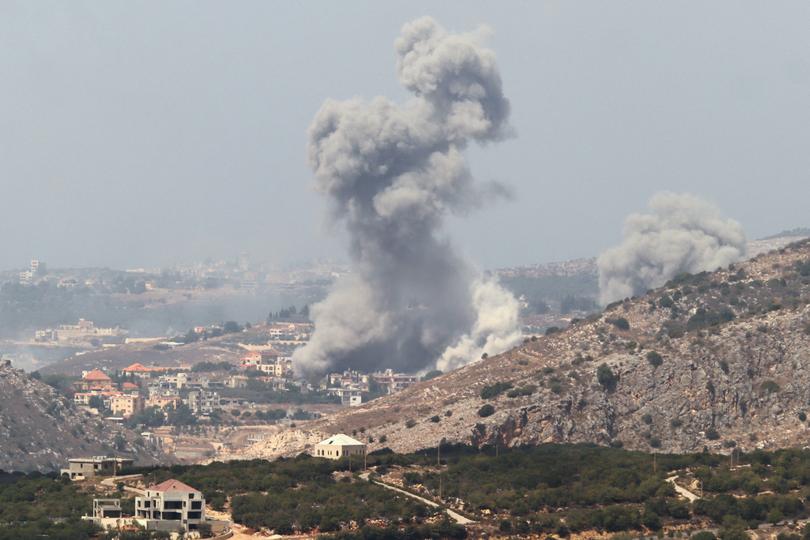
left=314, top=433, right=367, bottom=460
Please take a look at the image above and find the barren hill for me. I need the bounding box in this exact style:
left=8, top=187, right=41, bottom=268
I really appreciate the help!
left=228, top=239, right=810, bottom=460
left=0, top=360, right=163, bottom=472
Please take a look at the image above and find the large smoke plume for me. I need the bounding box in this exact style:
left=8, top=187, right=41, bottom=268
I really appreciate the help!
left=598, top=192, right=747, bottom=305
left=294, top=17, right=521, bottom=377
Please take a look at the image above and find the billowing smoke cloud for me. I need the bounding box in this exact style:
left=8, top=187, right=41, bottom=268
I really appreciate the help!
left=598, top=192, right=747, bottom=305
left=293, top=17, right=521, bottom=377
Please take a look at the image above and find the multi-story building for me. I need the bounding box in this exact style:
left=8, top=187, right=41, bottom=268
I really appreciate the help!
left=186, top=389, right=218, bottom=415
left=135, top=479, right=206, bottom=532
left=110, top=394, right=143, bottom=418
left=241, top=349, right=292, bottom=378
left=371, top=369, right=419, bottom=395
left=75, top=369, right=115, bottom=392
left=327, top=370, right=370, bottom=391
left=146, top=395, right=182, bottom=410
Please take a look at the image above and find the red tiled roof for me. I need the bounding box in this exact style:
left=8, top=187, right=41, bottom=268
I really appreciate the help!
left=83, top=369, right=111, bottom=381
left=150, top=479, right=199, bottom=493
left=123, top=362, right=150, bottom=372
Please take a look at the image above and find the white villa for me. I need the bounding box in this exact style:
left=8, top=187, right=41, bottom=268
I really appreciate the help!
left=135, top=479, right=206, bottom=532
left=313, top=433, right=367, bottom=460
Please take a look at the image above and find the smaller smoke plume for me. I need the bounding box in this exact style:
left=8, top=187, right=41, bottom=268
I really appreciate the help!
left=598, top=192, right=746, bottom=305
left=437, top=278, right=522, bottom=373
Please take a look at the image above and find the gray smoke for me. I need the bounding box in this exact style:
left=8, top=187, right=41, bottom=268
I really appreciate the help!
left=293, top=17, right=521, bottom=377
left=598, top=192, right=747, bottom=305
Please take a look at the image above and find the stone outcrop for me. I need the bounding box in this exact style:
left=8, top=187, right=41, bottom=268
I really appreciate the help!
left=0, top=362, right=163, bottom=472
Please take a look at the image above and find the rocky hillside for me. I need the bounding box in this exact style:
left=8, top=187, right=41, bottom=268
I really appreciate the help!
left=0, top=360, right=163, bottom=472
left=229, top=238, right=810, bottom=460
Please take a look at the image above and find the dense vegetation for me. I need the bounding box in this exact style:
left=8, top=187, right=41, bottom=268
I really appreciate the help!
left=0, top=472, right=98, bottom=540
left=132, top=454, right=437, bottom=535
left=398, top=444, right=810, bottom=535
left=12, top=442, right=810, bottom=537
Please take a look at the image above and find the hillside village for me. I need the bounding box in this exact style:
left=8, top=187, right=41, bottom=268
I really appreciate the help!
left=229, top=238, right=810, bottom=462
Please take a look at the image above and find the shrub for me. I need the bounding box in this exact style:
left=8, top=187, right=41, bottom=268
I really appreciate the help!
left=706, top=427, right=720, bottom=440
left=692, top=532, right=717, bottom=540
left=429, top=415, right=440, bottom=423
left=421, top=370, right=443, bottom=382
left=670, top=418, right=683, bottom=429
left=597, top=364, right=618, bottom=392
left=799, top=411, right=807, bottom=422
left=608, top=317, right=630, bottom=331
left=478, top=404, right=496, bottom=418
left=642, top=414, right=653, bottom=425
left=506, top=385, right=537, bottom=398
left=760, top=380, right=780, bottom=394
left=405, top=419, right=416, bottom=429
left=687, top=308, right=735, bottom=331
left=480, top=382, right=513, bottom=400
left=646, top=351, right=663, bottom=368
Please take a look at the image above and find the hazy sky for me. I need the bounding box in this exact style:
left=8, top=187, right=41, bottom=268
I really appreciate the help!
left=1, top=1, right=808, bottom=271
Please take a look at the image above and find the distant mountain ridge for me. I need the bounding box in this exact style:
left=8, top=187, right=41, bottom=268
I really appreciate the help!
left=227, top=237, right=810, bottom=460
left=0, top=360, right=163, bottom=472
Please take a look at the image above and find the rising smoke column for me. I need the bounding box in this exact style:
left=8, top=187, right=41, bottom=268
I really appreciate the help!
left=597, top=192, right=747, bottom=305
left=294, top=17, right=521, bottom=377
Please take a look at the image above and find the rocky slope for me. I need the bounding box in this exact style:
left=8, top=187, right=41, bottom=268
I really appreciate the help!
left=0, top=360, right=163, bottom=472
left=228, top=238, right=810, bottom=460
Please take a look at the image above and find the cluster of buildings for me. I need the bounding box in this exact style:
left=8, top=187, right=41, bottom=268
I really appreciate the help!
left=323, top=368, right=419, bottom=406
left=72, top=364, right=222, bottom=420
left=240, top=348, right=293, bottom=378
left=71, top=434, right=369, bottom=536
left=73, top=369, right=144, bottom=418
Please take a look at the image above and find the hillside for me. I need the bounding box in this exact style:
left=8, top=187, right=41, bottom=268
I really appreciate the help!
left=228, top=238, right=810, bottom=460
left=0, top=360, right=163, bottom=472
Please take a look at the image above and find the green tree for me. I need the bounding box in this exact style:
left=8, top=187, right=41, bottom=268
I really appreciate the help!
left=597, top=364, right=618, bottom=392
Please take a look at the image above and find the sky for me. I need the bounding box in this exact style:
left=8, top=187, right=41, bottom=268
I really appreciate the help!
left=1, top=1, right=808, bottom=271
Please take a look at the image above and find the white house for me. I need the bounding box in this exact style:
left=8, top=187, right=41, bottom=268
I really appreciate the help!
left=313, top=433, right=367, bottom=460
left=135, top=479, right=206, bottom=532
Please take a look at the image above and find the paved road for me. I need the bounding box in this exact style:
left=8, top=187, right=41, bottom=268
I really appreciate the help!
left=361, top=473, right=474, bottom=525
left=666, top=475, right=700, bottom=502
left=99, top=474, right=146, bottom=496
